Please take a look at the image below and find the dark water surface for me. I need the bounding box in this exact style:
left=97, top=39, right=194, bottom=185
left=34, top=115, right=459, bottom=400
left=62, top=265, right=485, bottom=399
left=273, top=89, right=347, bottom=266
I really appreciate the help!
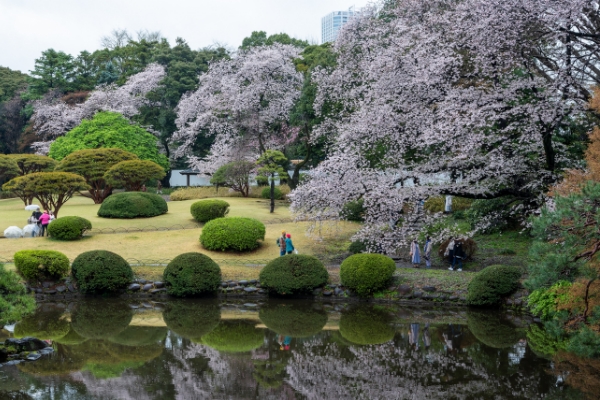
left=0, top=299, right=584, bottom=399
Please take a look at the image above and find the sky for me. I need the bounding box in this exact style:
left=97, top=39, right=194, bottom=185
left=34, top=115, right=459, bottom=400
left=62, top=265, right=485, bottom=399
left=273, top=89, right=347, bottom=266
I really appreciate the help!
left=0, top=0, right=370, bottom=74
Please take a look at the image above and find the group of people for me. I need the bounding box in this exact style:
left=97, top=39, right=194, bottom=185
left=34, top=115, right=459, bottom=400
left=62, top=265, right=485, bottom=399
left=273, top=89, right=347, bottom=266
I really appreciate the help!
left=27, top=207, right=54, bottom=237
left=409, top=236, right=466, bottom=271
left=276, top=230, right=295, bottom=256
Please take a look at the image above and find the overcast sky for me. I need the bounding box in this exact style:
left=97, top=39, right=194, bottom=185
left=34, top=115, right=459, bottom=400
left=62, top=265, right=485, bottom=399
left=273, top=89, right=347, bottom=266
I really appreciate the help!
left=0, top=0, right=370, bottom=74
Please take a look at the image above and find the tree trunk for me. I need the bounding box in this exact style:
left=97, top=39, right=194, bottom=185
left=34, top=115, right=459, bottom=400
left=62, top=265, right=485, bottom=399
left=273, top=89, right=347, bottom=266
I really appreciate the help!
left=270, top=176, right=275, bottom=213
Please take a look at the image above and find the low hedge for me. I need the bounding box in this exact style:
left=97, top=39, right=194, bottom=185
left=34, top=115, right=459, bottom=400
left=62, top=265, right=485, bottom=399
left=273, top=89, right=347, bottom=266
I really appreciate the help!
left=14, top=250, right=70, bottom=282
left=71, top=250, right=133, bottom=294
left=340, top=253, right=396, bottom=297
left=162, top=300, right=221, bottom=340
left=71, top=299, right=133, bottom=340
left=200, top=320, right=264, bottom=353
left=339, top=306, right=395, bottom=345
left=200, top=217, right=265, bottom=252
left=190, top=199, right=230, bottom=223
left=258, top=302, right=327, bottom=337
left=47, top=216, right=92, bottom=240
left=467, top=264, right=522, bottom=306
left=259, top=254, right=329, bottom=296
left=163, top=253, right=222, bottom=297
left=97, top=192, right=168, bottom=218
left=261, top=186, right=283, bottom=200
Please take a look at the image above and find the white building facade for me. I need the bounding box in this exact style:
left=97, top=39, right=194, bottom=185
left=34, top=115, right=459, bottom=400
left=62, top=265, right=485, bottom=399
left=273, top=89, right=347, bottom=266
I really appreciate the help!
left=321, top=7, right=357, bottom=43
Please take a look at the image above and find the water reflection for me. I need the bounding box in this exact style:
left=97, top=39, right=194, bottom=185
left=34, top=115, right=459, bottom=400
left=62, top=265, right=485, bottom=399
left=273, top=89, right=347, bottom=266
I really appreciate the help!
left=0, top=299, right=586, bottom=399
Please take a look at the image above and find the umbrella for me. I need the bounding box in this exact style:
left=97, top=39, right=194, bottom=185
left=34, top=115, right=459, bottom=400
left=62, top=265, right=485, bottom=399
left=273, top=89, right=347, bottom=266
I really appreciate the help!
left=24, top=205, right=40, bottom=211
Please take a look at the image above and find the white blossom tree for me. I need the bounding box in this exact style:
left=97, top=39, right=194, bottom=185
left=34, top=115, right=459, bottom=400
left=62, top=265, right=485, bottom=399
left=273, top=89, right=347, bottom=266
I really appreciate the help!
left=31, top=63, right=166, bottom=154
left=290, top=0, right=596, bottom=247
left=173, top=44, right=303, bottom=175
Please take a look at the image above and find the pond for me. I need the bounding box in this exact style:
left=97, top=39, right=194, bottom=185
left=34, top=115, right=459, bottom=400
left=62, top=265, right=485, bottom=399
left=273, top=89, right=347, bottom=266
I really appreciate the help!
left=0, top=299, right=585, bottom=399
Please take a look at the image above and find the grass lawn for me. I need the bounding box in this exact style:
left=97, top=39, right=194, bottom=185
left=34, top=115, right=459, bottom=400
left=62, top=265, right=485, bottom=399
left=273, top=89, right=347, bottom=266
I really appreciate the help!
left=0, top=195, right=360, bottom=281
left=395, top=268, right=476, bottom=292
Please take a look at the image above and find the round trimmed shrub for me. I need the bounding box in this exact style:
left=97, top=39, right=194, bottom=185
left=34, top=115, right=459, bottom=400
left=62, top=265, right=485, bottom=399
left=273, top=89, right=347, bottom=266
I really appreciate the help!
left=200, top=320, right=264, bottom=353
left=259, top=302, right=327, bottom=337
left=97, top=192, right=168, bottom=218
left=190, top=199, right=230, bottom=223
left=163, top=253, right=222, bottom=297
left=162, top=300, right=221, bottom=340
left=340, top=254, right=396, bottom=297
left=467, top=311, right=521, bottom=348
left=108, top=326, right=168, bottom=347
left=54, top=328, right=88, bottom=345
left=467, top=265, right=522, bottom=306
left=259, top=255, right=329, bottom=295
left=200, top=217, right=265, bottom=252
left=71, top=250, right=133, bottom=294
left=348, top=240, right=367, bottom=254
left=14, top=250, right=70, bottom=282
left=261, top=186, right=283, bottom=200
left=71, top=299, right=133, bottom=339
left=47, top=216, right=92, bottom=240
left=339, top=306, right=395, bottom=345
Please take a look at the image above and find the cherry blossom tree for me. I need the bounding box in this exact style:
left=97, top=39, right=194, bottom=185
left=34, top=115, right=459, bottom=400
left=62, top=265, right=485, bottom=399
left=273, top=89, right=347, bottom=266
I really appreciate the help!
left=31, top=63, right=166, bottom=154
left=291, top=0, right=596, bottom=248
left=173, top=44, right=303, bottom=176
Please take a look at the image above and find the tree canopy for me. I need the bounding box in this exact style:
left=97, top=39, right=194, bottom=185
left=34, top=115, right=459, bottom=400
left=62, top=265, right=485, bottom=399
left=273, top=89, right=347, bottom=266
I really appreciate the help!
left=104, top=159, right=166, bottom=191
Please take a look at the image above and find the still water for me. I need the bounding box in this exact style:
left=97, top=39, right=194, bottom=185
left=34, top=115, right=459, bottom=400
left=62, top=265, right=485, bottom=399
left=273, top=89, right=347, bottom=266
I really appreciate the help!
left=0, top=299, right=585, bottom=399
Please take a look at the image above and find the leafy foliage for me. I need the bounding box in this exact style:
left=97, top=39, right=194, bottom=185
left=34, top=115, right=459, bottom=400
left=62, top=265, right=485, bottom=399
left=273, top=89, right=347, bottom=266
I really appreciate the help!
left=341, top=199, right=365, bottom=222
left=71, top=299, right=133, bottom=339
left=258, top=302, right=328, bottom=337
left=14, top=250, right=70, bottom=281
left=200, top=321, right=264, bottom=353
left=256, top=150, right=288, bottom=212
left=14, top=310, right=70, bottom=340
left=348, top=240, right=368, bottom=254
left=48, top=111, right=169, bottom=168
left=190, top=199, right=230, bottom=223
left=71, top=250, right=133, bottom=294
left=0, top=264, right=35, bottom=325
left=55, top=148, right=138, bottom=204
left=259, top=254, right=329, bottom=295
left=465, top=198, right=516, bottom=233
left=0, top=155, right=20, bottom=180
left=210, top=161, right=255, bottom=197
left=47, top=216, right=92, bottom=240
left=7, top=154, right=58, bottom=175
left=466, top=265, right=522, bottom=306
left=162, top=300, right=221, bottom=340
left=261, top=186, right=283, bottom=200
left=467, top=311, right=522, bottom=348
left=97, top=191, right=168, bottom=218
left=163, top=252, right=222, bottom=297
left=104, top=159, right=166, bottom=191
left=527, top=281, right=573, bottom=321
left=339, top=306, right=395, bottom=345
left=424, top=196, right=473, bottom=213
left=340, top=254, right=396, bottom=297
left=200, top=217, right=265, bottom=251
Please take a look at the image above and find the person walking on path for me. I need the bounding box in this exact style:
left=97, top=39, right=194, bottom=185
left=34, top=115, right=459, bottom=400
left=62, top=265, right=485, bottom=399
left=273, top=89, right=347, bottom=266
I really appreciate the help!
left=445, top=238, right=455, bottom=268
left=157, top=181, right=163, bottom=194
left=285, top=233, right=295, bottom=255
left=410, top=239, right=421, bottom=267
left=276, top=230, right=287, bottom=256
left=451, top=240, right=465, bottom=271
left=38, top=210, right=51, bottom=237
left=423, top=236, right=433, bottom=268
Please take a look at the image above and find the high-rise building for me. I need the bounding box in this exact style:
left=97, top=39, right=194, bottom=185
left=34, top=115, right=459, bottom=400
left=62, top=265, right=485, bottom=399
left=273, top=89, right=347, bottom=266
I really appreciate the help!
left=321, top=6, right=357, bottom=44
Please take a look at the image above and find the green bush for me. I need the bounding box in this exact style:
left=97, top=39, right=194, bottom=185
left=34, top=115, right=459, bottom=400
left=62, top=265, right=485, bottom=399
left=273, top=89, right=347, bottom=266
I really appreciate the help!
left=339, top=306, right=395, bottom=345
left=97, top=192, right=168, bottom=218
left=348, top=240, right=367, bottom=254
left=71, top=299, right=133, bottom=339
left=190, top=199, right=230, bottom=223
left=200, top=321, right=264, bottom=353
left=256, top=175, right=269, bottom=186
left=467, top=265, right=522, bottom=306
left=340, top=254, right=396, bottom=297
left=259, top=255, right=329, bottom=295
left=341, top=199, right=365, bottom=222
left=47, top=216, right=92, bottom=240
left=200, top=217, right=265, bottom=251
left=258, top=302, right=328, bottom=337
left=261, top=186, right=283, bottom=200
left=467, top=311, right=522, bottom=348
left=54, top=328, right=88, bottom=345
left=0, top=264, right=35, bottom=325
left=162, top=300, right=221, bottom=340
left=527, top=281, right=572, bottom=321
left=163, top=253, right=222, bottom=297
left=14, top=310, right=70, bottom=340
left=14, top=250, right=70, bottom=281
left=526, top=324, right=566, bottom=358
left=465, top=197, right=516, bottom=233
left=71, top=250, right=133, bottom=294
left=108, top=326, right=168, bottom=347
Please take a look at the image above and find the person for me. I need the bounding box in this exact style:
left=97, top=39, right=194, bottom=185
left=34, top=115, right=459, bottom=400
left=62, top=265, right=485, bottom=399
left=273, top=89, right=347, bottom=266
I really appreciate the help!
left=141, top=184, right=147, bottom=192
left=423, top=236, right=433, bottom=268
left=445, top=238, right=455, bottom=269
left=408, top=323, right=420, bottom=350
left=49, top=210, right=55, bottom=222
left=31, top=207, right=42, bottom=237
left=38, top=210, right=51, bottom=237
left=276, top=230, right=287, bottom=256
left=26, top=213, right=38, bottom=237
left=444, top=195, right=453, bottom=213
left=285, top=233, right=295, bottom=255
left=451, top=240, right=464, bottom=271
left=157, top=181, right=163, bottom=194
left=423, top=323, right=431, bottom=350
left=410, top=239, right=421, bottom=267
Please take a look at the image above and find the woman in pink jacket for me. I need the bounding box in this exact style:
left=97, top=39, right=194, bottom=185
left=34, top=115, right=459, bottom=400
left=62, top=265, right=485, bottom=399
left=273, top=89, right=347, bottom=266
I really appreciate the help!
left=38, top=210, right=51, bottom=237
